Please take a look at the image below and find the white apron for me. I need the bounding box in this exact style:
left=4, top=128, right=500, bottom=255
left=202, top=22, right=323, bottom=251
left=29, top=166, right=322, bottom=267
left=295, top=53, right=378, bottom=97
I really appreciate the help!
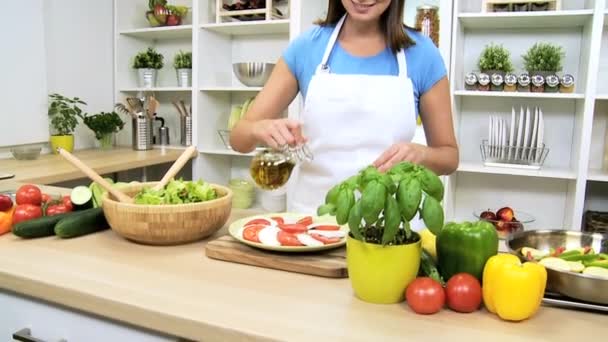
left=287, top=15, right=418, bottom=224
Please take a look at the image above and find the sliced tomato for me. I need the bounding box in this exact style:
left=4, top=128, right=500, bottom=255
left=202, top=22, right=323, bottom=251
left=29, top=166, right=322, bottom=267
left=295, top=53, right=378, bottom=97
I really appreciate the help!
left=310, top=233, right=342, bottom=245
left=310, top=225, right=340, bottom=231
left=242, top=224, right=266, bottom=243
left=296, top=216, right=313, bottom=227
left=278, top=223, right=308, bottom=234
left=277, top=231, right=304, bottom=246
left=270, top=216, right=284, bottom=225
left=244, top=218, right=271, bottom=226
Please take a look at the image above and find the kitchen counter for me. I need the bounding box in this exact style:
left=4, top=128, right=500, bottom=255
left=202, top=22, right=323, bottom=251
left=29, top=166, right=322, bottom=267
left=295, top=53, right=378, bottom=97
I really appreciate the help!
left=0, top=209, right=606, bottom=342
left=0, top=147, right=188, bottom=184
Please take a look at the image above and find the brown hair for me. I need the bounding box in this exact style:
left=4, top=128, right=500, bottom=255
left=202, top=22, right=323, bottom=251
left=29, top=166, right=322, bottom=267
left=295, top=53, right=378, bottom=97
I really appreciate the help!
left=316, top=0, right=415, bottom=53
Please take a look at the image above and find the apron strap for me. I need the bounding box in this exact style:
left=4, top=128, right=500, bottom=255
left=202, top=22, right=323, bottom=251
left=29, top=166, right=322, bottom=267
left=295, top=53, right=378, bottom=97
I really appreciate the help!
left=317, top=15, right=347, bottom=73
left=397, top=48, right=408, bottom=78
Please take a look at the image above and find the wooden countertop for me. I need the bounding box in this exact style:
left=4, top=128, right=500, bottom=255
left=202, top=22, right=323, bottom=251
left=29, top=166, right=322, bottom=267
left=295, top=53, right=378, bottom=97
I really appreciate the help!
left=0, top=147, right=187, bottom=184
left=0, top=210, right=606, bottom=341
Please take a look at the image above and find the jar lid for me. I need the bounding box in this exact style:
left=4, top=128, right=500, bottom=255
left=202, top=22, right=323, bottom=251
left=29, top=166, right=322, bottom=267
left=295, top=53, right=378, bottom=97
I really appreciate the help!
left=491, top=73, right=504, bottom=86
left=254, top=149, right=294, bottom=165
left=465, top=73, right=478, bottom=85
left=531, top=74, right=545, bottom=87
left=478, top=73, right=490, bottom=85
left=545, top=75, right=560, bottom=87
left=504, top=73, right=517, bottom=85
left=518, top=73, right=531, bottom=86
left=417, top=5, right=439, bottom=10
left=561, top=74, right=575, bottom=87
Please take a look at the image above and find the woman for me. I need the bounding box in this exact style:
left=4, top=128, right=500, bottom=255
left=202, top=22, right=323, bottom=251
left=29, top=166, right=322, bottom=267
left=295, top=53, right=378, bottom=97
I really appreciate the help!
left=231, top=0, right=458, bottom=215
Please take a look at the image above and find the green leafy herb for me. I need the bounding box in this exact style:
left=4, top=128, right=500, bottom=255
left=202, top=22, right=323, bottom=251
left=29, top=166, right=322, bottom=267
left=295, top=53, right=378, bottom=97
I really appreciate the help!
left=133, top=47, right=164, bottom=69
left=522, top=42, right=565, bottom=73
left=48, top=93, right=87, bottom=136
left=134, top=179, right=218, bottom=205
left=82, top=112, right=125, bottom=140
left=173, top=50, right=192, bottom=69
left=478, top=43, right=514, bottom=73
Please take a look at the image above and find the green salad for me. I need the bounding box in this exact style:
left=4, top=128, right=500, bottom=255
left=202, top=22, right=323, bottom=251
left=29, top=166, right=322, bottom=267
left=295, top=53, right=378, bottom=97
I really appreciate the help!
left=134, top=179, right=218, bottom=205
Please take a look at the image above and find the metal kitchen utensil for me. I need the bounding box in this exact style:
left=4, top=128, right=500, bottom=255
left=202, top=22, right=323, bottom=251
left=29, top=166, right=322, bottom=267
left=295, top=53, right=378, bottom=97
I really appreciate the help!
left=181, top=115, right=192, bottom=146
left=506, top=229, right=608, bottom=305
left=57, top=148, right=133, bottom=203
left=132, top=116, right=153, bottom=151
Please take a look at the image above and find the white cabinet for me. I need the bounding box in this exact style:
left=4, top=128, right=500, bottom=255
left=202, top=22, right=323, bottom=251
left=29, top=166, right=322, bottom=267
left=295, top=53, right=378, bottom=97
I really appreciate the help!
left=0, top=291, right=177, bottom=342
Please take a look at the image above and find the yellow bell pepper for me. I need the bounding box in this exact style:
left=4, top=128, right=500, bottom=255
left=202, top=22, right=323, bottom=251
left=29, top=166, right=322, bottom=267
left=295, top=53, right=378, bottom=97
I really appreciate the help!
left=482, top=254, right=547, bottom=321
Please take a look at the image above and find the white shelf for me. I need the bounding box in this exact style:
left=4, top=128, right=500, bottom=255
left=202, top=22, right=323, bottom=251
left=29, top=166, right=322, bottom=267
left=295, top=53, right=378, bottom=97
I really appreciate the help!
left=596, top=94, right=608, bottom=100
left=200, top=20, right=290, bottom=35
left=458, top=161, right=577, bottom=180
left=200, top=148, right=255, bottom=157
left=459, top=10, right=594, bottom=29
left=119, top=87, right=192, bottom=92
left=588, top=169, right=608, bottom=182
left=119, top=25, right=193, bottom=40
left=200, top=86, right=262, bottom=92
left=454, top=90, right=585, bottom=99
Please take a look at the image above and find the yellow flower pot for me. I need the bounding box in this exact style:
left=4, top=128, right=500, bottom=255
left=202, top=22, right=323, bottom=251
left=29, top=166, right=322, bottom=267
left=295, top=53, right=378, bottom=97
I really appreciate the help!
left=49, top=135, right=74, bottom=154
left=346, top=234, right=421, bottom=304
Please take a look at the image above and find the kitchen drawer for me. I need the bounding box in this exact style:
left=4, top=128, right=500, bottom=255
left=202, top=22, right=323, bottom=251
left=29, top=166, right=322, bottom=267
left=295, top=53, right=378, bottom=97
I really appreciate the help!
left=0, top=290, right=178, bottom=342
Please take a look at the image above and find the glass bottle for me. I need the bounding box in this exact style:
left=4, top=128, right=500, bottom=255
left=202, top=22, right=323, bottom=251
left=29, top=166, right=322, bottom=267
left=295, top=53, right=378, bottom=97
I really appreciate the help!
left=544, top=75, right=560, bottom=93
left=250, top=145, right=313, bottom=190
left=531, top=74, right=545, bottom=93
left=504, top=73, right=517, bottom=92
left=465, top=72, right=478, bottom=91
left=517, top=73, right=531, bottom=92
left=560, top=74, right=575, bottom=93
left=491, top=73, right=504, bottom=91
left=478, top=73, right=491, bottom=91
left=415, top=5, right=439, bottom=47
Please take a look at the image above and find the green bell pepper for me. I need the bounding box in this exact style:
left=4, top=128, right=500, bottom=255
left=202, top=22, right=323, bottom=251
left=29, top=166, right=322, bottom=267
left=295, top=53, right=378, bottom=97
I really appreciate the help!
left=436, top=221, right=499, bottom=282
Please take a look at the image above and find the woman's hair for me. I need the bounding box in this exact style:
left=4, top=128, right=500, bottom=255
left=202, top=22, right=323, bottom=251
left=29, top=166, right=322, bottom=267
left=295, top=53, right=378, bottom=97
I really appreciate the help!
left=316, top=0, right=416, bottom=53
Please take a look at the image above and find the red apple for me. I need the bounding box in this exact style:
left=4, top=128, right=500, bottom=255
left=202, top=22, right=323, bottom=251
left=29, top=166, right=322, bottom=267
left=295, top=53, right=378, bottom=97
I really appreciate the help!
left=496, top=207, right=515, bottom=222
left=480, top=210, right=497, bottom=221
left=495, top=220, right=508, bottom=231
left=510, top=218, right=524, bottom=232
left=166, top=14, right=181, bottom=26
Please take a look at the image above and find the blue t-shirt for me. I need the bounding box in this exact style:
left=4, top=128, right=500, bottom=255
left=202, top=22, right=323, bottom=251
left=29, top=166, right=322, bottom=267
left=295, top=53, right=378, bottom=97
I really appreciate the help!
left=282, top=26, right=447, bottom=115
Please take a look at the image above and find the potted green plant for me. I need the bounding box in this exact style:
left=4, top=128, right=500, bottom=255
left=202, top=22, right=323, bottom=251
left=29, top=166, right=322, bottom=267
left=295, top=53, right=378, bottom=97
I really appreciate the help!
left=174, top=50, right=192, bottom=88
left=522, top=42, right=565, bottom=77
left=48, top=93, right=86, bottom=154
left=81, top=111, right=125, bottom=149
left=133, top=47, right=164, bottom=88
left=478, top=43, right=514, bottom=77
left=317, top=162, right=445, bottom=304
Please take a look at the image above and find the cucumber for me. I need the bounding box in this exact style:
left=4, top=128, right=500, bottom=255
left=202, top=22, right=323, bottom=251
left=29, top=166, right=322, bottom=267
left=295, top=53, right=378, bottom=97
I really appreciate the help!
left=420, top=250, right=445, bottom=285
left=12, top=213, right=73, bottom=239
left=71, top=186, right=93, bottom=210
left=54, top=207, right=108, bottom=238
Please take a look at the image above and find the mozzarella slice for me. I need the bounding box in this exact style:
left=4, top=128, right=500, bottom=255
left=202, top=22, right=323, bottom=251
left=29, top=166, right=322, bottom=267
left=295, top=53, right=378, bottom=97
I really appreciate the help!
left=258, top=226, right=281, bottom=246
left=308, top=230, right=346, bottom=239
left=296, top=234, right=324, bottom=247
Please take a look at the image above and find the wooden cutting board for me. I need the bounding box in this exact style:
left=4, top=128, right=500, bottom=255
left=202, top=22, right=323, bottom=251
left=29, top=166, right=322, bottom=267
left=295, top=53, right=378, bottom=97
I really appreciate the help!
left=205, top=236, right=348, bottom=278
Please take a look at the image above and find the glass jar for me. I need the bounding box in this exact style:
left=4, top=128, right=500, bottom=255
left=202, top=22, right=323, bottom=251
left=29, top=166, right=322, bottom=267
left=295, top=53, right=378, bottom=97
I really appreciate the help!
left=517, top=73, right=531, bottom=92
left=229, top=179, right=255, bottom=209
left=560, top=74, right=575, bottom=93
left=504, top=73, right=517, bottom=92
left=531, top=74, right=545, bottom=93
left=415, top=5, right=439, bottom=47
left=465, top=72, right=478, bottom=91
left=491, top=73, right=504, bottom=91
left=478, top=73, right=490, bottom=91
left=250, top=146, right=313, bottom=190
left=545, top=74, right=560, bottom=93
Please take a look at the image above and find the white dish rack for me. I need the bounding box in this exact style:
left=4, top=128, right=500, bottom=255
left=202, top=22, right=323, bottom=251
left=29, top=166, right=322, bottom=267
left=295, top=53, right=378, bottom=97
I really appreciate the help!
left=481, top=106, right=549, bottom=170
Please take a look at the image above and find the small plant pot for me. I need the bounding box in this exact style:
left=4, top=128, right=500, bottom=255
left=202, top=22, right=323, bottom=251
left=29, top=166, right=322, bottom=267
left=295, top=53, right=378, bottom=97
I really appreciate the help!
left=50, top=135, right=74, bottom=154
left=137, top=68, right=158, bottom=88
left=531, top=2, right=550, bottom=11
left=98, top=133, right=114, bottom=149
left=176, top=68, right=192, bottom=88
left=346, top=233, right=421, bottom=304
left=513, top=3, right=529, bottom=11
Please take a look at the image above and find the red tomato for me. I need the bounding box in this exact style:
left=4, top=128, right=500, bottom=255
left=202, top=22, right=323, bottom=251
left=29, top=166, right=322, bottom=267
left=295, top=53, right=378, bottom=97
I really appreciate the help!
left=62, top=196, right=73, bottom=212
left=245, top=218, right=271, bottom=226
left=0, top=194, right=13, bottom=212
left=16, top=185, right=42, bottom=206
left=405, top=277, right=446, bottom=315
left=310, top=225, right=340, bottom=231
left=41, top=193, right=52, bottom=204
left=277, top=231, right=304, bottom=246
left=310, top=233, right=342, bottom=245
left=296, top=216, right=313, bottom=227
left=278, top=223, right=308, bottom=234
left=46, top=204, right=70, bottom=216
left=270, top=216, right=284, bottom=225
left=12, top=204, right=43, bottom=224
left=242, top=224, right=266, bottom=243
left=445, top=273, right=482, bottom=313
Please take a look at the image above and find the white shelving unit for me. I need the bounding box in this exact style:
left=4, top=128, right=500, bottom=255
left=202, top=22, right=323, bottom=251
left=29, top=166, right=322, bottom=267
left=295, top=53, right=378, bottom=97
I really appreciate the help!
left=448, top=0, right=607, bottom=231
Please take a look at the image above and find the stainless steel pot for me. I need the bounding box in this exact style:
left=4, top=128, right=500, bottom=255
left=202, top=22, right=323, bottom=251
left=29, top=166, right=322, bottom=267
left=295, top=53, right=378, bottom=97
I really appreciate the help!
left=506, top=229, right=608, bottom=305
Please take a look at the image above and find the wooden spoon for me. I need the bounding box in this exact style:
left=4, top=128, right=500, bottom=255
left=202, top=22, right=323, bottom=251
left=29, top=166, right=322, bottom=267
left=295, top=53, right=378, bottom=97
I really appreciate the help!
left=57, top=148, right=134, bottom=203
left=152, top=146, right=198, bottom=191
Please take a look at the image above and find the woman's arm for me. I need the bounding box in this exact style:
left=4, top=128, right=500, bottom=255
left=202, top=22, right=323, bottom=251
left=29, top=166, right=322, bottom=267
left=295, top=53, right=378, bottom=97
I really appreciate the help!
left=373, top=77, right=459, bottom=175
left=230, top=58, right=302, bottom=153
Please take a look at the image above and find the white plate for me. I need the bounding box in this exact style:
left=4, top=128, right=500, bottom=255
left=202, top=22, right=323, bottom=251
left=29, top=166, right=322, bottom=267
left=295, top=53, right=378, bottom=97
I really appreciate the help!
left=529, top=107, right=539, bottom=160
left=536, top=108, right=545, bottom=163
left=501, top=119, right=507, bottom=160
left=523, top=106, right=531, bottom=159
left=515, top=107, right=524, bottom=159
left=228, top=212, right=348, bottom=253
left=508, top=107, right=516, bottom=160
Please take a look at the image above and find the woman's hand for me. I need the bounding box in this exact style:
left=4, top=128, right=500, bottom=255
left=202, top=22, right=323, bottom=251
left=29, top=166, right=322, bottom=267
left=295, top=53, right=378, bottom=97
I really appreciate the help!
left=373, top=142, right=428, bottom=172
left=251, top=118, right=307, bottom=150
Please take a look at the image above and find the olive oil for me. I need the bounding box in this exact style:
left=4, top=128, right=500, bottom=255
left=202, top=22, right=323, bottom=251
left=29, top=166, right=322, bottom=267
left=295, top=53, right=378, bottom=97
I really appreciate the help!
left=250, top=150, right=296, bottom=190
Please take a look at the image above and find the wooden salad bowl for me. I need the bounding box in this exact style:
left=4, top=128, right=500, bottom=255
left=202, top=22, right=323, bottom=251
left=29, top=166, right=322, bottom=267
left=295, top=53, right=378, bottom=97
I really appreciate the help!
left=102, top=182, right=233, bottom=246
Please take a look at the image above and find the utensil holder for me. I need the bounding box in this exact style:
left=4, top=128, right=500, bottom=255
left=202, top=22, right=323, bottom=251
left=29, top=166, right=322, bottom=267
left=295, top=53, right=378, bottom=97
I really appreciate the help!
left=180, top=116, right=192, bottom=146
left=132, top=117, right=153, bottom=150
left=480, top=140, right=549, bottom=170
